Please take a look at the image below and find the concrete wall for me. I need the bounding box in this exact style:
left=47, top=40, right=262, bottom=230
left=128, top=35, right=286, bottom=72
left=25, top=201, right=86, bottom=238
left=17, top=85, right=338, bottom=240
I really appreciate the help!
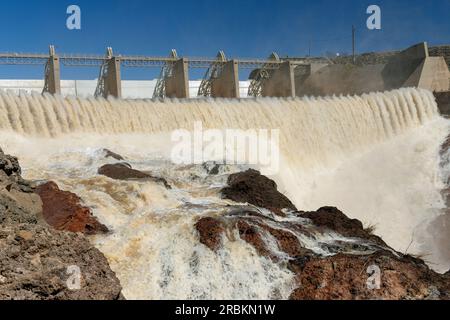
left=403, top=57, right=450, bottom=92
left=0, top=79, right=250, bottom=99
left=295, top=43, right=450, bottom=97
left=296, top=64, right=386, bottom=97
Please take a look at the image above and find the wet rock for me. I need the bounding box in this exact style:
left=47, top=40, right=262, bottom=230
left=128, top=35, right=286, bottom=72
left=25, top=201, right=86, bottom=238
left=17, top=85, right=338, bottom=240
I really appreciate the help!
left=0, top=223, right=122, bottom=300
left=195, top=217, right=225, bottom=251
left=210, top=170, right=450, bottom=300
left=102, top=149, right=125, bottom=161
left=256, top=222, right=313, bottom=258
left=221, top=169, right=296, bottom=216
left=197, top=208, right=314, bottom=262
left=98, top=163, right=146, bottom=179
left=235, top=218, right=314, bottom=262
left=35, top=181, right=108, bottom=235
left=236, top=220, right=273, bottom=258
left=202, top=162, right=221, bottom=175
left=298, top=207, right=386, bottom=246
left=98, top=163, right=171, bottom=189
left=289, top=252, right=450, bottom=300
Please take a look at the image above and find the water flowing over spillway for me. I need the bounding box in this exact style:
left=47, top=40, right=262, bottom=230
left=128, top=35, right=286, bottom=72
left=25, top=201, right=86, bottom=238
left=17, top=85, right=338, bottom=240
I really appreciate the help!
left=0, top=88, right=448, bottom=299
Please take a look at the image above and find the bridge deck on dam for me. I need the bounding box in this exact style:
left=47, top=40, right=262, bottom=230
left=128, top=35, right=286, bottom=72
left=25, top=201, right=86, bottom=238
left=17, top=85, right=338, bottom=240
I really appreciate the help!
left=0, top=42, right=449, bottom=99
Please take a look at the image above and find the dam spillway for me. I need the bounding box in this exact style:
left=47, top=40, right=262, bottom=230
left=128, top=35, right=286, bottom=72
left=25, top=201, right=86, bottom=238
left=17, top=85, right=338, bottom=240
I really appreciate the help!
left=0, top=87, right=449, bottom=299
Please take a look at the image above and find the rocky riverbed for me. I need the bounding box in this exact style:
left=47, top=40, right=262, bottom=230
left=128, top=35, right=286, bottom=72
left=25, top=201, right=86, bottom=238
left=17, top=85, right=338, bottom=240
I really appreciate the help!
left=0, top=146, right=449, bottom=300
left=0, top=147, right=122, bottom=300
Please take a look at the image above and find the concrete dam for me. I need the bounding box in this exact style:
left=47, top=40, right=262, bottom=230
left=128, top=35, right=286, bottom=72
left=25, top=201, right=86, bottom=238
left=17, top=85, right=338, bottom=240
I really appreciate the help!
left=1, top=42, right=449, bottom=100
left=1, top=87, right=449, bottom=299
left=1, top=41, right=450, bottom=299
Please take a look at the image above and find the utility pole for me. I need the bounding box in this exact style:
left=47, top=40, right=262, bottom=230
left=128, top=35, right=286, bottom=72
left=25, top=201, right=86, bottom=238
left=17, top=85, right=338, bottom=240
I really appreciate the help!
left=352, top=25, right=356, bottom=63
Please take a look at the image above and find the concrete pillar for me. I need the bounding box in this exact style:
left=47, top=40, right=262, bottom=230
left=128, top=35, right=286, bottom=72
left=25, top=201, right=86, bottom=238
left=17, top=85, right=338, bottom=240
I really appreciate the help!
left=45, top=46, right=61, bottom=95
left=382, top=42, right=430, bottom=90
left=211, top=60, right=240, bottom=98
left=262, top=61, right=296, bottom=97
left=165, top=58, right=190, bottom=98
left=105, top=56, right=122, bottom=98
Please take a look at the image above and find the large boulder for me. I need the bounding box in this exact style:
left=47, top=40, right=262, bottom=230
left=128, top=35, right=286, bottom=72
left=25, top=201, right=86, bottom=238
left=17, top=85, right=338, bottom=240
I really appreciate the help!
left=196, top=170, right=450, bottom=300
left=35, top=181, right=109, bottom=235
left=195, top=217, right=225, bottom=252
left=298, top=207, right=386, bottom=246
left=221, top=169, right=296, bottom=215
left=289, top=252, right=449, bottom=300
left=98, top=163, right=171, bottom=189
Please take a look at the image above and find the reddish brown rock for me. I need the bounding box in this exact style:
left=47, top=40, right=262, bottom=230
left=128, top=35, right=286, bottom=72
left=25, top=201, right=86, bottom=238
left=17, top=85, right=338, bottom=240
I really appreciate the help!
left=236, top=219, right=314, bottom=262
left=256, top=222, right=312, bottom=258
left=195, top=217, right=225, bottom=251
left=221, top=169, right=296, bottom=216
left=196, top=212, right=314, bottom=263
left=290, top=252, right=450, bottom=300
left=201, top=170, right=450, bottom=300
left=236, top=220, right=273, bottom=258
left=98, top=163, right=171, bottom=189
left=298, top=207, right=386, bottom=246
left=35, top=182, right=108, bottom=235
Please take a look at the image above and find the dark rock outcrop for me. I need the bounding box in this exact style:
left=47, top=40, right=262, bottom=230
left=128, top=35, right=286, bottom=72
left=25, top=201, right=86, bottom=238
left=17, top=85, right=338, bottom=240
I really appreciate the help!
left=298, top=207, right=386, bottom=246
left=0, top=148, right=123, bottom=300
left=98, top=163, right=171, bottom=189
left=221, top=169, right=296, bottom=216
left=236, top=219, right=272, bottom=258
left=195, top=169, right=450, bottom=300
left=195, top=217, right=225, bottom=252
left=289, top=252, right=450, bottom=300
left=35, top=181, right=108, bottom=235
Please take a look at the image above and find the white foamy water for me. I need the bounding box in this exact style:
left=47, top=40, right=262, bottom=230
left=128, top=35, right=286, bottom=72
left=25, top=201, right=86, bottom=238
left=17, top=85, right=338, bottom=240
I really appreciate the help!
left=0, top=87, right=448, bottom=299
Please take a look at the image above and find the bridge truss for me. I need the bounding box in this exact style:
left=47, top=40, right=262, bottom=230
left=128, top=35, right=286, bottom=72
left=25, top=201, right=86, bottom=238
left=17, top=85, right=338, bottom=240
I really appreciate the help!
left=0, top=46, right=306, bottom=98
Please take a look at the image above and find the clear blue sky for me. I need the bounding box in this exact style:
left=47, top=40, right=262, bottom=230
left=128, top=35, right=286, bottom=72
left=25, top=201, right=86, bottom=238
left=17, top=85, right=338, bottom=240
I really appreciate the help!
left=0, top=0, right=449, bottom=79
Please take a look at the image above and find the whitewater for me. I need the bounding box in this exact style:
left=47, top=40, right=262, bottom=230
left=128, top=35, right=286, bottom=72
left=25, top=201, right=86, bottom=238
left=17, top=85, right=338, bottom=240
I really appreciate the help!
left=0, top=87, right=448, bottom=299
